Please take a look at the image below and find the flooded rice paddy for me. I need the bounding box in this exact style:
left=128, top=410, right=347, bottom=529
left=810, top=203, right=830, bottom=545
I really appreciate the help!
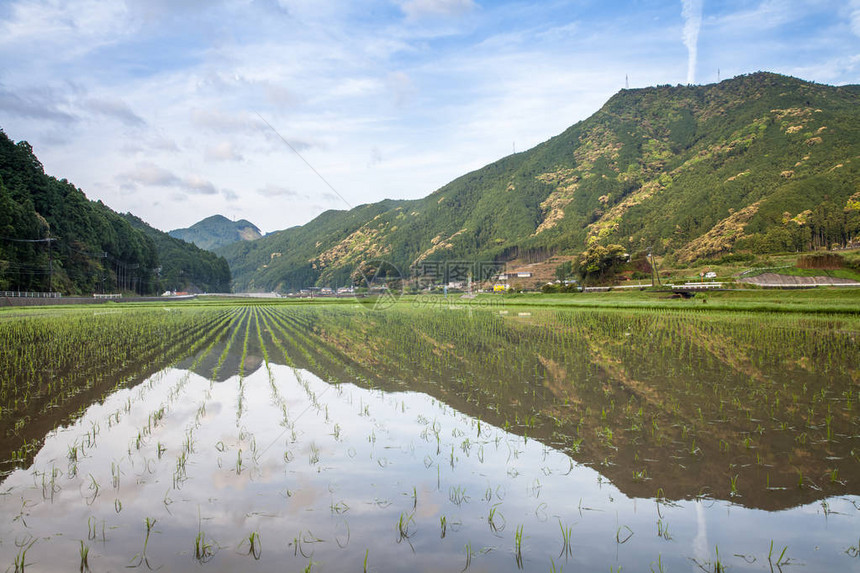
left=0, top=302, right=858, bottom=571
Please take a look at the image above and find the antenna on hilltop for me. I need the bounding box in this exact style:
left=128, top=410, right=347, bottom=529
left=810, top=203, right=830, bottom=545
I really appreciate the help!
left=717, top=68, right=721, bottom=82
left=625, top=74, right=629, bottom=89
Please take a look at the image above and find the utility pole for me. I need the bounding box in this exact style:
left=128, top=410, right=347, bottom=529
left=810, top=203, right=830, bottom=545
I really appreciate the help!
left=46, top=235, right=56, bottom=293
left=648, top=248, right=662, bottom=288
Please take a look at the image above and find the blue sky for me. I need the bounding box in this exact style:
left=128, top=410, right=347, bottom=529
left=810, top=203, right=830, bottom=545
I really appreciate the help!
left=1, top=0, right=858, bottom=233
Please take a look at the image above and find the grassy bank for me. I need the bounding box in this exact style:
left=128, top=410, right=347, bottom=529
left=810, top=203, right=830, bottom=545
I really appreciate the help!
left=410, top=288, right=860, bottom=315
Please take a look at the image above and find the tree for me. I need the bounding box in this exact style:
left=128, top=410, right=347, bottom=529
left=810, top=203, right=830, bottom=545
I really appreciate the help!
left=575, top=244, right=628, bottom=283
left=554, top=260, right=573, bottom=282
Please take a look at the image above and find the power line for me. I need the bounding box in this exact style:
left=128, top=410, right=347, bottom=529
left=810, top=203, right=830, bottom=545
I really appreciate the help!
left=255, top=112, right=353, bottom=210
left=0, top=235, right=55, bottom=243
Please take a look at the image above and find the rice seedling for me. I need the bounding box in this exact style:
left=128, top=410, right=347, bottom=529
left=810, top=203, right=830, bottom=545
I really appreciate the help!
left=13, top=538, right=36, bottom=573
left=487, top=504, right=505, bottom=534
left=514, top=524, right=524, bottom=569
left=128, top=517, right=157, bottom=569
left=79, top=540, right=90, bottom=573
left=616, top=525, right=633, bottom=544
left=449, top=485, right=469, bottom=506
left=193, top=529, right=215, bottom=563
left=84, top=473, right=100, bottom=505
left=558, top=519, right=573, bottom=559
left=767, top=540, right=790, bottom=567
left=396, top=511, right=415, bottom=543
left=463, top=541, right=474, bottom=572
left=245, top=531, right=262, bottom=560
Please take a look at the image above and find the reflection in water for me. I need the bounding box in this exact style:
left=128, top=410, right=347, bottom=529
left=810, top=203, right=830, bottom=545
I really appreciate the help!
left=0, top=304, right=858, bottom=571
left=249, top=305, right=859, bottom=509
left=0, top=362, right=857, bottom=572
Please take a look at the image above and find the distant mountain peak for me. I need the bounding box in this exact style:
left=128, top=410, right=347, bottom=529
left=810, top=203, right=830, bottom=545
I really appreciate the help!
left=169, top=215, right=262, bottom=252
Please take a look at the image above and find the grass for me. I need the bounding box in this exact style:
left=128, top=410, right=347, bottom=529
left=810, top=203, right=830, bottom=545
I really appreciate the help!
left=476, top=287, right=860, bottom=315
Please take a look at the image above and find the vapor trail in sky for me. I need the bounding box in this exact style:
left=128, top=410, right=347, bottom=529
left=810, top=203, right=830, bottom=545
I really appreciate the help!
left=682, top=0, right=704, bottom=84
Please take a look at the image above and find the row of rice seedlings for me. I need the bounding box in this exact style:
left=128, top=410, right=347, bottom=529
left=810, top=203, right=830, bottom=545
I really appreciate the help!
left=3, top=307, right=226, bottom=418
left=268, top=307, right=361, bottom=382
left=79, top=309, right=237, bottom=511
left=1, top=307, right=234, bottom=473
left=209, top=306, right=250, bottom=381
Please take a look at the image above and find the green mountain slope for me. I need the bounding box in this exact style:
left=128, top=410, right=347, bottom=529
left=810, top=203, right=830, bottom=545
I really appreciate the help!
left=124, top=214, right=231, bottom=293
left=219, top=72, right=860, bottom=292
left=0, top=129, right=231, bottom=295
left=0, top=131, right=160, bottom=294
left=169, top=214, right=262, bottom=251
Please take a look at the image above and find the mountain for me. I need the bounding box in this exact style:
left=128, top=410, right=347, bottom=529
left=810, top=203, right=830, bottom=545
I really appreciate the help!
left=220, top=72, right=860, bottom=292
left=0, top=129, right=230, bottom=294
left=169, top=214, right=262, bottom=251
left=123, top=214, right=231, bottom=293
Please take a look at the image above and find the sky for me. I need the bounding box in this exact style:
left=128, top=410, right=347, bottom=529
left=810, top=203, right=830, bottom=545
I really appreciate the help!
left=1, top=0, right=859, bottom=234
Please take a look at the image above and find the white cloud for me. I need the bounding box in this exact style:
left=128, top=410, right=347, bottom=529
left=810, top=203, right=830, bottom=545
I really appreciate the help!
left=851, top=0, right=860, bottom=37
left=0, top=0, right=132, bottom=61
left=121, top=162, right=180, bottom=187
left=399, top=0, right=476, bottom=20
left=258, top=184, right=302, bottom=198
left=0, top=85, right=75, bottom=123
left=83, top=97, right=145, bottom=126
left=205, top=142, right=243, bottom=162
left=118, top=163, right=217, bottom=196
left=190, top=109, right=264, bottom=136
left=184, top=175, right=217, bottom=195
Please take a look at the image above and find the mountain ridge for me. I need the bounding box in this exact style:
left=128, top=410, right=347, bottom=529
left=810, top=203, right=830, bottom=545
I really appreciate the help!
left=219, top=72, right=860, bottom=292
left=169, top=214, right=262, bottom=251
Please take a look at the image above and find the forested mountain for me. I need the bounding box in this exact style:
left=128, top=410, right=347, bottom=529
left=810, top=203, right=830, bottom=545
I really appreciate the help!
left=169, top=214, right=262, bottom=251
left=220, top=72, right=860, bottom=292
left=124, top=214, right=231, bottom=293
left=0, top=130, right=230, bottom=294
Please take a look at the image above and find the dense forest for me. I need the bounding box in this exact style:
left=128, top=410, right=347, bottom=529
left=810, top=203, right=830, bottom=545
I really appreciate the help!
left=219, top=72, right=860, bottom=292
left=124, top=214, right=231, bottom=293
left=0, top=130, right=230, bottom=294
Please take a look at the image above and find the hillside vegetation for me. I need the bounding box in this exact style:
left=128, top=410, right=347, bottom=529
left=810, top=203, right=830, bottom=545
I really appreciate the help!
left=0, top=130, right=230, bottom=294
left=124, top=214, right=231, bottom=293
left=220, top=73, right=860, bottom=292
left=169, top=214, right=262, bottom=251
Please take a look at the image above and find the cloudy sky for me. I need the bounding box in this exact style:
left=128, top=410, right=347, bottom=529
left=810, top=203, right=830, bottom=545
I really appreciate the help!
left=1, top=0, right=858, bottom=233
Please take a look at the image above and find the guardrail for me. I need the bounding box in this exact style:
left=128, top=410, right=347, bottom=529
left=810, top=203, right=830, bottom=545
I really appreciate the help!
left=1, top=291, right=62, bottom=298
left=738, top=265, right=792, bottom=277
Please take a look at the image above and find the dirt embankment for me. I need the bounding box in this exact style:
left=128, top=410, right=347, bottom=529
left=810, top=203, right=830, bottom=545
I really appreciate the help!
left=738, top=272, right=859, bottom=286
